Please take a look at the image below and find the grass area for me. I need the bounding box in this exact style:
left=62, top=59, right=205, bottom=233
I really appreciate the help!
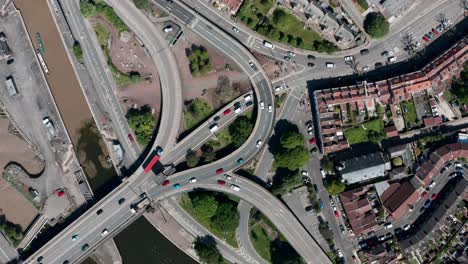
left=93, top=22, right=110, bottom=47
left=275, top=93, right=286, bottom=108
left=237, top=0, right=274, bottom=28
left=356, top=0, right=369, bottom=11
left=80, top=0, right=129, bottom=32
left=184, top=98, right=213, bottom=130
left=344, top=119, right=385, bottom=145
left=180, top=194, right=239, bottom=248
left=402, top=100, right=421, bottom=127
left=250, top=223, right=272, bottom=262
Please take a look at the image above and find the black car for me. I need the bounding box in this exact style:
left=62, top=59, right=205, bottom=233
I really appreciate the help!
left=118, top=198, right=125, bottom=205
left=307, top=55, right=316, bottom=60
left=307, top=62, right=315, bottom=67
left=82, top=244, right=90, bottom=252
left=213, top=115, right=220, bottom=121
left=313, top=184, right=318, bottom=192
left=375, top=62, right=383, bottom=68
left=360, top=49, right=369, bottom=55
left=37, top=256, right=44, bottom=262
left=246, top=101, right=253, bottom=107
left=96, top=209, right=103, bottom=215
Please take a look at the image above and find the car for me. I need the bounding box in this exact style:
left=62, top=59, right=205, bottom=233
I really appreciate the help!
left=260, top=101, right=265, bottom=109
left=308, top=130, right=314, bottom=136
left=436, top=25, right=444, bottom=32
left=326, top=221, right=331, bottom=230
left=268, top=105, right=272, bottom=113
left=337, top=248, right=343, bottom=258
left=118, top=198, right=125, bottom=205
left=307, top=62, right=315, bottom=67
left=72, top=234, right=79, bottom=241
left=232, top=26, right=239, bottom=33
left=421, top=191, right=428, bottom=198
left=429, top=180, right=436, bottom=188
left=431, top=193, right=437, bottom=200
left=445, top=162, right=453, bottom=169
left=309, top=138, right=316, bottom=144
left=81, top=244, right=89, bottom=252
left=326, top=62, right=335, bottom=68
left=431, top=28, right=439, bottom=35
left=449, top=172, right=458, bottom=179
left=384, top=222, right=393, bottom=229
left=275, top=86, right=283, bottom=92
left=100, top=228, right=109, bottom=237
left=339, top=224, right=345, bottom=232
left=375, top=62, right=383, bottom=68
left=128, top=133, right=135, bottom=142
left=263, top=40, right=274, bottom=49
left=287, top=51, right=296, bottom=57
left=224, top=174, right=232, bottom=181
left=230, top=184, right=240, bottom=191
left=216, top=168, right=224, bottom=174
left=284, top=56, right=291, bottom=62
left=403, top=224, right=411, bottom=231
left=97, top=209, right=103, bottom=215
left=248, top=61, right=258, bottom=71
left=320, top=168, right=326, bottom=178
left=213, top=115, right=220, bottom=121
left=425, top=33, right=433, bottom=40
left=307, top=54, right=316, bottom=60
left=388, top=56, right=397, bottom=63
left=313, top=184, right=318, bottom=192
left=256, top=140, right=263, bottom=148
left=455, top=161, right=462, bottom=167
left=237, top=158, right=244, bottom=164
left=385, top=233, right=393, bottom=239
left=189, top=177, right=197, bottom=183
left=234, top=106, right=243, bottom=113
left=310, top=147, right=318, bottom=153
left=344, top=56, right=353, bottom=61
left=173, top=183, right=181, bottom=189
left=162, top=180, right=170, bottom=186
left=360, top=49, right=369, bottom=55
left=334, top=210, right=339, bottom=218
left=456, top=167, right=464, bottom=173
left=302, top=171, right=309, bottom=176
left=378, top=235, right=386, bottom=241
left=223, top=109, right=232, bottom=116
left=381, top=50, right=389, bottom=57
left=217, top=180, right=226, bottom=185
left=424, top=199, right=432, bottom=208
left=63, top=260, right=69, bottom=264
left=209, top=124, right=219, bottom=133
left=440, top=167, right=447, bottom=174
left=362, top=66, right=369, bottom=71
left=305, top=120, right=313, bottom=126
left=422, top=36, right=429, bottom=42
left=37, top=256, right=44, bottom=262
left=319, top=199, right=324, bottom=209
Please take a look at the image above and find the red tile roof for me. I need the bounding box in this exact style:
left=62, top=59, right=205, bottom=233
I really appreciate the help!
left=381, top=181, right=418, bottom=220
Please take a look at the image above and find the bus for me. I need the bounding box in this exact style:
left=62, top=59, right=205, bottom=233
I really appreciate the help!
left=143, top=149, right=160, bottom=173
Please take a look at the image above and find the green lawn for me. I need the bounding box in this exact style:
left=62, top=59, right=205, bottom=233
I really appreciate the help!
left=184, top=98, right=213, bottom=129
left=180, top=194, right=239, bottom=248
left=250, top=223, right=272, bottom=262
left=237, top=0, right=274, bottom=29
left=344, top=119, right=385, bottom=145
left=402, top=100, right=421, bottom=127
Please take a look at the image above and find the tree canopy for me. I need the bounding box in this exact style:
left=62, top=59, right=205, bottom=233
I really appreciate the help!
left=274, top=146, right=309, bottom=171
left=272, top=170, right=303, bottom=195
left=364, top=12, right=390, bottom=39
left=326, top=180, right=345, bottom=196
left=229, top=116, right=254, bottom=147
left=211, top=202, right=240, bottom=232
left=186, top=150, right=200, bottom=168
left=126, top=105, right=155, bottom=146
left=187, top=46, right=212, bottom=77
left=184, top=98, right=213, bottom=129
left=451, top=63, right=468, bottom=105
left=392, top=157, right=403, bottom=167
left=191, top=192, right=218, bottom=220
left=280, top=131, right=305, bottom=149
left=193, top=237, right=223, bottom=264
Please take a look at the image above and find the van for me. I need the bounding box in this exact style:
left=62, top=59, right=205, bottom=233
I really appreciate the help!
left=388, top=56, right=396, bottom=63
left=209, top=124, right=219, bottom=133
left=263, top=40, right=274, bottom=49
left=360, top=49, right=369, bottom=55
left=326, top=63, right=335, bottom=68
left=230, top=184, right=240, bottom=191
left=244, top=94, right=252, bottom=102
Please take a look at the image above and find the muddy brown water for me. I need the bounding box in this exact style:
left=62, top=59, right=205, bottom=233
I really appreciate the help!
left=14, top=0, right=115, bottom=190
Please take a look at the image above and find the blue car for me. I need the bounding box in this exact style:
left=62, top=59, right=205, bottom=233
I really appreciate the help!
left=423, top=199, right=432, bottom=208
left=173, top=183, right=181, bottom=189
left=319, top=199, right=324, bottom=209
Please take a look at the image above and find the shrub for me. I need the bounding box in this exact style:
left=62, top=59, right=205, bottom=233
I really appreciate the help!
left=364, top=12, right=390, bottom=39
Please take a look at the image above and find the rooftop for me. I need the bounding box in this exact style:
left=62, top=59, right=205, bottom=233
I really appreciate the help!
left=380, top=181, right=419, bottom=220
left=340, top=152, right=387, bottom=184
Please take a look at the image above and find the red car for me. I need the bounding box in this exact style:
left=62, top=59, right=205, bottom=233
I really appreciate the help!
left=422, top=36, right=429, bottom=42
left=334, top=210, right=339, bottom=218
left=128, top=134, right=135, bottom=142
left=431, top=28, right=439, bottom=35
left=217, top=180, right=226, bottom=185
left=309, top=138, right=316, bottom=144
left=57, top=191, right=65, bottom=197
left=216, top=168, right=224, bottom=174
left=223, top=109, right=232, bottom=116
left=431, top=193, right=437, bottom=200
left=421, top=191, right=428, bottom=198
left=162, top=180, right=170, bottom=186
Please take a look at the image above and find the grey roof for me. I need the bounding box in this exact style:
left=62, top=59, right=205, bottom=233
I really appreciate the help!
left=335, top=24, right=355, bottom=45
left=4, top=76, right=17, bottom=96
left=304, top=2, right=324, bottom=20
left=341, top=152, right=386, bottom=184
left=387, top=143, right=408, bottom=158
left=320, top=13, right=340, bottom=33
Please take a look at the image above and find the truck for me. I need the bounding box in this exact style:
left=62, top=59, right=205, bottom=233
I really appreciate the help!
left=42, top=117, right=56, bottom=137
left=143, top=149, right=160, bottom=173
left=130, top=194, right=150, bottom=214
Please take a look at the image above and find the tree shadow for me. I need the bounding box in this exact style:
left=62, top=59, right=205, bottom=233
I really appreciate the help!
left=267, top=119, right=299, bottom=156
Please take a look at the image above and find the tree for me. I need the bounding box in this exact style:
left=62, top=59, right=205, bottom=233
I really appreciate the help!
left=280, top=131, right=304, bottom=149
left=320, top=156, right=334, bottom=172
left=274, top=146, right=309, bottom=170
left=228, top=116, right=253, bottom=147
left=186, top=150, right=200, bottom=168
left=80, top=0, right=97, bottom=18
left=126, top=105, right=155, bottom=146
left=72, top=41, right=83, bottom=63
left=272, top=171, right=303, bottom=195
left=193, top=237, right=223, bottom=264
left=460, top=0, right=468, bottom=15
left=451, top=64, right=468, bottom=105
left=364, top=12, right=390, bottom=39
left=376, top=104, right=384, bottom=117
left=392, top=157, right=403, bottom=167
left=211, top=202, right=240, bottom=232
left=326, top=180, right=345, bottom=195
left=190, top=192, right=218, bottom=220
left=435, top=13, right=447, bottom=24
left=213, top=76, right=238, bottom=104
left=202, top=144, right=215, bottom=163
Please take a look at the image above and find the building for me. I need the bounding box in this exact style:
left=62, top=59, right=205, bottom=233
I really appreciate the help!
left=0, top=32, right=12, bottom=61
left=380, top=181, right=419, bottom=220
left=215, top=0, right=244, bottom=14
left=304, top=1, right=324, bottom=21
left=4, top=76, right=18, bottom=96
left=320, top=13, right=340, bottom=33
left=339, top=187, right=378, bottom=236
left=384, top=126, right=399, bottom=138
left=335, top=24, right=355, bottom=46
left=340, top=152, right=389, bottom=185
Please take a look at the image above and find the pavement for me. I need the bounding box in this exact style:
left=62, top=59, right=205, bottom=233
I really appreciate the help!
left=237, top=201, right=268, bottom=264
left=0, top=231, right=18, bottom=263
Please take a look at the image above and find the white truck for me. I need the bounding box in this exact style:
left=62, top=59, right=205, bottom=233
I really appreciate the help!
left=42, top=117, right=56, bottom=137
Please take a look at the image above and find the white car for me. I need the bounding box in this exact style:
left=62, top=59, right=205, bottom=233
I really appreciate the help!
left=337, top=249, right=343, bottom=258
left=388, top=56, right=397, bottom=63
left=326, top=62, right=335, bottom=68
left=384, top=223, right=393, bottom=229
left=362, top=66, right=369, bottom=71
left=344, top=56, right=353, bottom=61
left=403, top=224, right=411, bottom=231
left=244, top=94, right=252, bottom=102
left=274, top=86, right=283, bottom=92
left=224, top=174, right=232, bottom=181
left=302, top=171, right=309, bottom=176
left=256, top=140, right=263, bottom=148
left=268, top=105, right=272, bottom=113
left=287, top=51, right=296, bottom=57
left=308, top=130, right=313, bottom=136
left=189, top=177, right=197, bottom=183
left=234, top=106, right=243, bottom=113
left=260, top=101, right=265, bottom=110
left=101, top=229, right=109, bottom=237
left=230, top=184, right=240, bottom=191
left=232, top=26, right=239, bottom=33
left=429, top=180, right=436, bottom=188
left=320, top=168, right=326, bottom=178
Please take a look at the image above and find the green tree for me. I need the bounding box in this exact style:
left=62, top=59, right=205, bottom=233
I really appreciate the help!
left=274, top=147, right=309, bottom=170
left=229, top=116, right=254, bottom=147
left=320, top=156, right=334, bottom=172
left=280, top=131, right=304, bottom=149
left=126, top=105, right=155, bottom=146
left=186, top=150, right=200, bottom=168
left=392, top=157, right=403, bottom=167
left=184, top=98, right=213, bottom=129
left=364, top=12, right=390, bottom=39
left=80, top=0, right=97, bottom=18
left=211, top=202, right=240, bottom=232
left=272, top=171, right=303, bottom=195
left=187, top=46, right=212, bottom=77
left=193, top=237, right=223, bottom=264
left=191, top=192, right=218, bottom=220
left=326, top=180, right=345, bottom=195
left=133, top=0, right=149, bottom=10
left=202, top=145, right=215, bottom=163
left=376, top=104, right=384, bottom=117
left=451, top=64, right=468, bottom=104
left=72, top=41, right=83, bottom=63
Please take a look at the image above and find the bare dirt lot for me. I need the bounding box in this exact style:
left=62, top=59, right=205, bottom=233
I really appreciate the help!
left=0, top=118, right=40, bottom=231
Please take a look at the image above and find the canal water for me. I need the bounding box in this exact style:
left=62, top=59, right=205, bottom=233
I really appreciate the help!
left=15, top=1, right=195, bottom=263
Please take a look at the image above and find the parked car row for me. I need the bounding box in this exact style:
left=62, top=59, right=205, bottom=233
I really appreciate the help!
left=422, top=19, right=451, bottom=43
